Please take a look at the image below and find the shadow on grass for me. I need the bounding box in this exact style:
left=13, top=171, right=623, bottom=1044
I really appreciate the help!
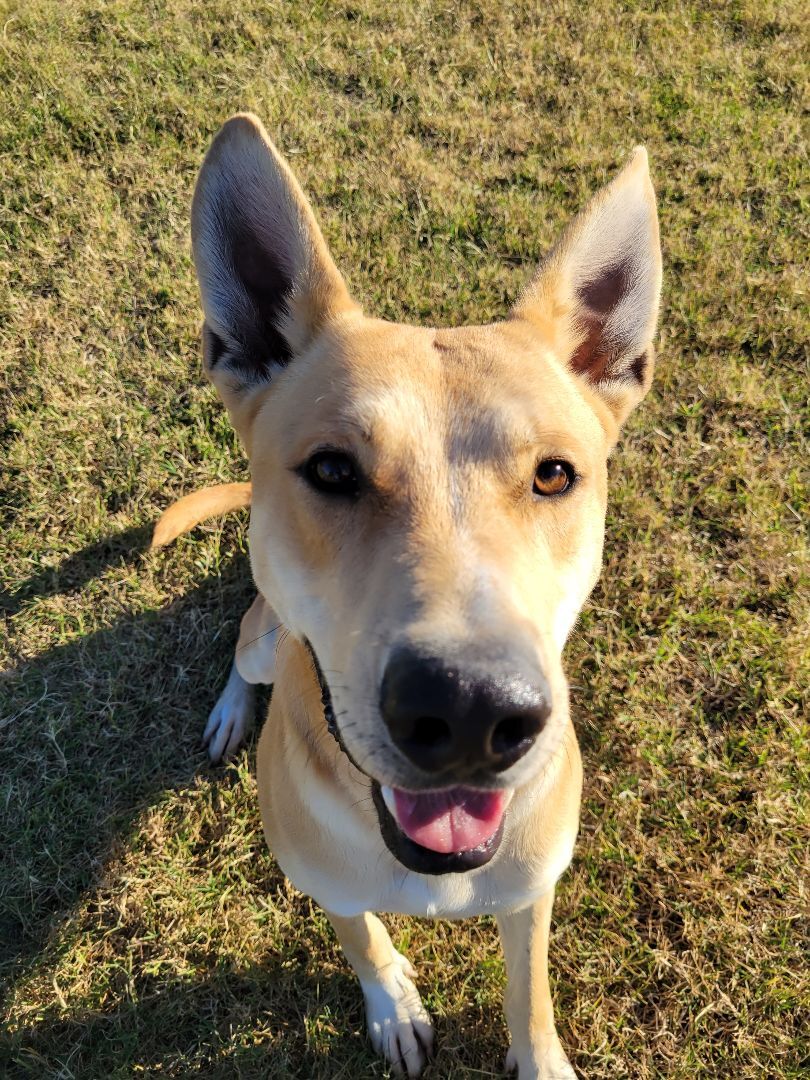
left=1, top=958, right=374, bottom=1079
left=1, top=525, right=155, bottom=619
left=1, top=526, right=255, bottom=992
left=1, top=955, right=510, bottom=1079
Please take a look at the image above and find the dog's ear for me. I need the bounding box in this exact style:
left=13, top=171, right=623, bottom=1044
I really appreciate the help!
left=191, top=113, right=358, bottom=391
left=512, top=147, right=662, bottom=426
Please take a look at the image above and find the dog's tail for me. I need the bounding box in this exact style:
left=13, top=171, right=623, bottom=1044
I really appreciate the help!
left=151, top=482, right=252, bottom=549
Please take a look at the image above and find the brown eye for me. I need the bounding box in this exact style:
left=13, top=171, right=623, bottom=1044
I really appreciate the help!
left=304, top=451, right=360, bottom=496
left=533, top=459, right=575, bottom=497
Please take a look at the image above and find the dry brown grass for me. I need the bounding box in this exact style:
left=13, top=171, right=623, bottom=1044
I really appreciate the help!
left=1, top=1, right=808, bottom=1077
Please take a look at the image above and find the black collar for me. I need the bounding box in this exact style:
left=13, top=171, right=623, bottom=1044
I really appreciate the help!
left=303, top=637, right=339, bottom=741
left=303, top=639, right=371, bottom=780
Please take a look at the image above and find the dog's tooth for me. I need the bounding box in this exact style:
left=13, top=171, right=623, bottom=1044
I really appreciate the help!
left=380, top=785, right=398, bottom=820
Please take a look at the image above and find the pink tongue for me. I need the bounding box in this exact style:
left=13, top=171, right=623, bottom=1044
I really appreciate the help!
left=392, top=787, right=507, bottom=854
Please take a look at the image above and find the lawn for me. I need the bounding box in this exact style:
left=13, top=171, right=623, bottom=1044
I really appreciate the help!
left=1, top=1, right=807, bottom=1077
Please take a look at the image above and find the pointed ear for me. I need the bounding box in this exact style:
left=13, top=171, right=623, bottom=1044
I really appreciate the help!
left=191, top=113, right=358, bottom=388
left=512, top=148, right=662, bottom=426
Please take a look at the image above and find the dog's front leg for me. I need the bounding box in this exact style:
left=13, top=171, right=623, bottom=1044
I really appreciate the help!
left=204, top=661, right=256, bottom=762
left=328, top=910, right=434, bottom=1077
left=497, top=890, right=577, bottom=1079
left=205, top=594, right=281, bottom=762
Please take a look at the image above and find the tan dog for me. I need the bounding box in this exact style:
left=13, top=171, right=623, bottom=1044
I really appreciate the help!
left=155, top=113, right=661, bottom=1077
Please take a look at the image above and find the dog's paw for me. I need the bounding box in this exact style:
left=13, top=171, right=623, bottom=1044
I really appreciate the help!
left=204, top=667, right=256, bottom=763
left=362, top=959, right=434, bottom=1078
left=506, top=1038, right=578, bottom=1079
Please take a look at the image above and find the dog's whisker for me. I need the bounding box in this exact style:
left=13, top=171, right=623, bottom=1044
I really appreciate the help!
left=236, top=622, right=284, bottom=652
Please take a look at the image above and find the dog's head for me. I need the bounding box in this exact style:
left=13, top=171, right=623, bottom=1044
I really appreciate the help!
left=192, top=114, right=661, bottom=874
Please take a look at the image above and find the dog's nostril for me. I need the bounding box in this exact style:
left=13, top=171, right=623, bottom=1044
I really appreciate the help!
left=408, top=716, right=452, bottom=751
left=491, top=713, right=543, bottom=756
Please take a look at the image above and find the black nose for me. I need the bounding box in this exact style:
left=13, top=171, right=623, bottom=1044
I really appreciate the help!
left=380, top=647, right=552, bottom=777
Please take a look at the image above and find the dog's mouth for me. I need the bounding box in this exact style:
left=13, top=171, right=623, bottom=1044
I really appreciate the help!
left=382, top=784, right=509, bottom=853
left=304, top=637, right=510, bottom=875
left=371, top=782, right=509, bottom=875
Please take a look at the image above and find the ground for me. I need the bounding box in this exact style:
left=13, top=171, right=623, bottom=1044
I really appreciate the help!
left=1, top=1, right=807, bottom=1077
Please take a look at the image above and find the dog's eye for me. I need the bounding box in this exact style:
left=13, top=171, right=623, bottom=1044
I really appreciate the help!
left=304, top=451, right=360, bottom=496
left=533, top=459, right=575, bottom=497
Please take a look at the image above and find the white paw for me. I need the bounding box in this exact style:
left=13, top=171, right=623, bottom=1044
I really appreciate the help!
left=506, top=1039, right=578, bottom=1079
left=203, top=666, right=256, bottom=763
left=362, top=959, right=434, bottom=1077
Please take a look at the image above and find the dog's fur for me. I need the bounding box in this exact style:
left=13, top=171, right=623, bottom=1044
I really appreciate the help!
left=156, top=113, right=661, bottom=1077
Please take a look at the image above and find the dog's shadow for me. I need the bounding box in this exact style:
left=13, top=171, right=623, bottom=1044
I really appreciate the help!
left=1, top=526, right=509, bottom=1078
left=2, top=524, right=253, bottom=971
left=5, top=957, right=507, bottom=1079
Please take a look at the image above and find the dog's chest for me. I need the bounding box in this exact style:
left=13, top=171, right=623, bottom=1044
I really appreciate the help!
left=370, top=858, right=565, bottom=919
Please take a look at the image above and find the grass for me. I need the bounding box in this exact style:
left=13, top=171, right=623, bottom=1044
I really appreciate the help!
left=0, top=0, right=807, bottom=1076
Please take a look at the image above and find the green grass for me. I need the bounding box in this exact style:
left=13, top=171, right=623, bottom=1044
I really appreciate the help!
left=1, top=1, right=807, bottom=1077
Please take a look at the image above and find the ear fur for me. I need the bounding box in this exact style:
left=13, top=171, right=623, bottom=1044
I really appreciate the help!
left=191, top=113, right=358, bottom=387
left=512, top=148, right=662, bottom=425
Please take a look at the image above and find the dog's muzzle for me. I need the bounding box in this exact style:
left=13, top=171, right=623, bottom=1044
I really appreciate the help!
left=305, top=640, right=520, bottom=876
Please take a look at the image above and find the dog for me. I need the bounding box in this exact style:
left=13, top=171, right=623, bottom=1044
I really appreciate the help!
left=153, top=113, right=661, bottom=1077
